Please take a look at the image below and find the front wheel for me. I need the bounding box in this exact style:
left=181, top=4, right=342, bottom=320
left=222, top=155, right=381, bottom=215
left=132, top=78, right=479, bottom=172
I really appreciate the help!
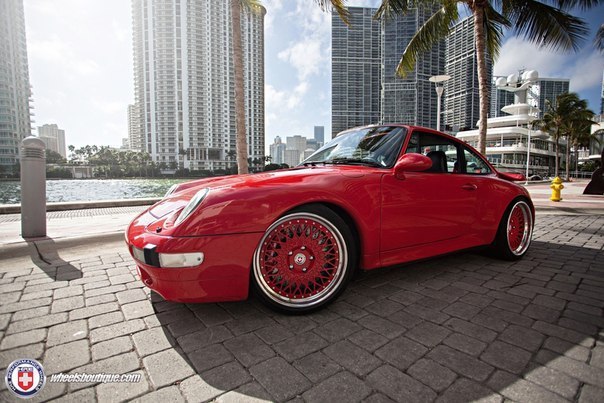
left=491, top=199, right=534, bottom=260
left=252, top=205, right=356, bottom=314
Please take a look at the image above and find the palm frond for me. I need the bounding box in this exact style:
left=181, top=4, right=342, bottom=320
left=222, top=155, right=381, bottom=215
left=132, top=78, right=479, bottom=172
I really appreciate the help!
left=396, top=1, right=459, bottom=77
left=596, top=23, right=604, bottom=52
left=375, top=0, right=415, bottom=20
left=314, top=0, right=350, bottom=25
left=503, top=0, right=589, bottom=52
left=554, top=0, right=602, bottom=11
left=483, top=5, right=510, bottom=60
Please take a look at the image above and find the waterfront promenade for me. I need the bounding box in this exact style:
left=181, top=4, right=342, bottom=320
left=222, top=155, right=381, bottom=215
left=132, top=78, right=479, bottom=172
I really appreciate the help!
left=0, top=181, right=603, bottom=402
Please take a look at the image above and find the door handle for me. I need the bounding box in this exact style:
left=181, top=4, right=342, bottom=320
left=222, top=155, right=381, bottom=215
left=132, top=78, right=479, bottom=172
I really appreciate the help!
left=461, top=184, right=477, bottom=191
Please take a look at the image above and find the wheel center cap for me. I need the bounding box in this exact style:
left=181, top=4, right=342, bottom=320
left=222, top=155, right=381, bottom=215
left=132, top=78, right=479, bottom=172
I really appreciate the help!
left=294, top=253, right=306, bottom=265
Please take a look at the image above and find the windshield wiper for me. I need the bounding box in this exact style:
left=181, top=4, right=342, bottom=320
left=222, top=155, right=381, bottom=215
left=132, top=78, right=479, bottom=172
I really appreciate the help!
left=328, top=157, right=382, bottom=167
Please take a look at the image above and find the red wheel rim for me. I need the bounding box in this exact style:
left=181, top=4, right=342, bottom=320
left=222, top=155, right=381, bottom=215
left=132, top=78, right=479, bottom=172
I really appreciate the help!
left=507, top=202, right=532, bottom=255
left=254, top=213, right=346, bottom=307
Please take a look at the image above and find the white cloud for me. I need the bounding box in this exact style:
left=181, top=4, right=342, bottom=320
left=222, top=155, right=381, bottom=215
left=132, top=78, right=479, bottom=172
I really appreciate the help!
left=495, top=36, right=604, bottom=98
left=278, top=38, right=324, bottom=80
left=567, top=52, right=604, bottom=93
left=266, top=81, right=309, bottom=110
left=262, top=0, right=283, bottom=35
left=494, top=37, right=567, bottom=77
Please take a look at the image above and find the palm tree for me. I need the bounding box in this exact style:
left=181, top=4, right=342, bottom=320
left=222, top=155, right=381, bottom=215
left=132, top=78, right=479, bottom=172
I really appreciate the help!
left=374, top=0, right=597, bottom=156
left=535, top=92, right=594, bottom=179
left=231, top=1, right=348, bottom=175
left=563, top=99, right=596, bottom=180
left=230, top=0, right=254, bottom=175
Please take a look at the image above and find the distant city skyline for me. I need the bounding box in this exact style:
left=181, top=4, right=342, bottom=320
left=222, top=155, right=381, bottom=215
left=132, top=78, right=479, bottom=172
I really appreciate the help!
left=20, top=0, right=604, bottom=153
left=0, top=0, right=31, bottom=173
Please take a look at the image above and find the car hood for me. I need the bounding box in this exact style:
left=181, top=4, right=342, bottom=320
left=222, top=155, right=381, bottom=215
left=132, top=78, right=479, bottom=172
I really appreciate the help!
left=147, top=165, right=374, bottom=219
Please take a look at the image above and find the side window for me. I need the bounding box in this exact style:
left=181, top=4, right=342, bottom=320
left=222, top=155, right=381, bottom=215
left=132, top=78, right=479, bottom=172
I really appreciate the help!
left=406, top=133, right=420, bottom=154
left=462, top=147, right=491, bottom=175
left=405, top=132, right=459, bottom=173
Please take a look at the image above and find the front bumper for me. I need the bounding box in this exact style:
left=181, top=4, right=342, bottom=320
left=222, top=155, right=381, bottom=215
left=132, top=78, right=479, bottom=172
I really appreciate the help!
left=126, top=220, right=262, bottom=303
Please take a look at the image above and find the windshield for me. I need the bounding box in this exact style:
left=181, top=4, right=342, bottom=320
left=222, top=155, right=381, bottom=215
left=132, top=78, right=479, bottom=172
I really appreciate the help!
left=302, top=126, right=407, bottom=168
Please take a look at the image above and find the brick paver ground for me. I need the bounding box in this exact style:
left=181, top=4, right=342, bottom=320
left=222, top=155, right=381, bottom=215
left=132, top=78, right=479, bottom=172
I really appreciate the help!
left=0, top=214, right=603, bottom=402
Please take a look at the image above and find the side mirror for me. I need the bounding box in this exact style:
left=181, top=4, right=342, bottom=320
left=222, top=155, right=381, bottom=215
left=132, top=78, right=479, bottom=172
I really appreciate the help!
left=394, top=153, right=432, bottom=180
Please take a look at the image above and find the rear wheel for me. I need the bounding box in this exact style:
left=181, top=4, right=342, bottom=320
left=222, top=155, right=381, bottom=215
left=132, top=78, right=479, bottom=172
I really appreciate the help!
left=492, top=199, right=533, bottom=260
left=252, top=205, right=356, bottom=314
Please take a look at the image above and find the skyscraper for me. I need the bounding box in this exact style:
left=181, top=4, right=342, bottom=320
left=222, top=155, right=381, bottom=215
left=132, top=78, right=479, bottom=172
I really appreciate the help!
left=269, top=136, right=286, bottom=165
left=444, top=16, right=493, bottom=132
left=331, top=6, right=444, bottom=137
left=314, top=126, right=324, bottom=144
left=0, top=0, right=32, bottom=173
left=332, top=7, right=381, bottom=137
left=132, top=0, right=265, bottom=171
left=127, top=104, right=142, bottom=152
left=38, top=124, right=66, bottom=158
left=381, top=5, right=445, bottom=129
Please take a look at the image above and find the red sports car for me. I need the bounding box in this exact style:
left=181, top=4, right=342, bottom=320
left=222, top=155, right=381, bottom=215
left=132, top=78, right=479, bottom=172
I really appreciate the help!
left=126, top=125, right=534, bottom=313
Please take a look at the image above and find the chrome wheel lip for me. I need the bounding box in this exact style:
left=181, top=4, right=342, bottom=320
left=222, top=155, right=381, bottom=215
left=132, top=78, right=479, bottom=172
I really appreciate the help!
left=506, top=201, right=533, bottom=256
left=253, top=212, right=348, bottom=309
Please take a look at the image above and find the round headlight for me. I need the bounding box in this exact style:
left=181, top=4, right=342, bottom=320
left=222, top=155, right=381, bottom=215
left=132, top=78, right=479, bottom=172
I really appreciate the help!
left=174, top=188, right=209, bottom=226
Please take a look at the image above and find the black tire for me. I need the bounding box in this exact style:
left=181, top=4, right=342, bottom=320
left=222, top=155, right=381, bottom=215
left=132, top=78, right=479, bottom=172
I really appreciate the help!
left=491, top=199, right=534, bottom=261
left=252, top=204, right=357, bottom=314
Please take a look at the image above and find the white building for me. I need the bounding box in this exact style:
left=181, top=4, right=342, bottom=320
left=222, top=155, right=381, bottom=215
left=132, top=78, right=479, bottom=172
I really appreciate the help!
left=284, top=149, right=301, bottom=168
left=0, top=0, right=33, bottom=172
left=132, top=0, right=265, bottom=171
left=38, top=124, right=66, bottom=158
left=269, top=136, right=286, bottom=164
left=127, top=104, right=142, bottom=152
left=457, top=71, right=564, bottom=176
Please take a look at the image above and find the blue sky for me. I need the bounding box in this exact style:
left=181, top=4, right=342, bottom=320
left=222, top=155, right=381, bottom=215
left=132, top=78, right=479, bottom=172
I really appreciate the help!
left=24, top=0, right=604, bottom=153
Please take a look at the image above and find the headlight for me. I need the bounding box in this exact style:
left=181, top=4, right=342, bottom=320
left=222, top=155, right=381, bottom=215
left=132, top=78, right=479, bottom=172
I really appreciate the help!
left=174, top=188, right=209, bottom=226
left=165, top=184, right=179, bottom=197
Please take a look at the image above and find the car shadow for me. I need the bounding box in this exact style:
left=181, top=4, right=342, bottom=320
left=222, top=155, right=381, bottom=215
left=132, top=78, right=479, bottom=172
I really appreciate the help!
left=149, top=235, right=603, bottom=401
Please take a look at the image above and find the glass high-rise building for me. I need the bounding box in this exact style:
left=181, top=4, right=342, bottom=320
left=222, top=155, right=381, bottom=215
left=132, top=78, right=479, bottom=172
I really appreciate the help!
left=0, top=0, right=32, bottom=173
left=313, top=126, right=324, bottom=144
left=381, top=5, right=444, bottom=129
left=331, top=7, right=381, bottom=137
left=331, top=6, right=444, bottom=137
left=445, top=16, right=492, bottom=132
left=132, top=0, right=265, bottom=171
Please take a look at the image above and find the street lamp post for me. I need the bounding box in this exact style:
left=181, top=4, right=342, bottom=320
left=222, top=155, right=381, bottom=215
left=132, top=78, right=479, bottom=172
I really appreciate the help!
left=525, top=123, right=532, bottom=185
left=429, top=75, right=451, bottom=132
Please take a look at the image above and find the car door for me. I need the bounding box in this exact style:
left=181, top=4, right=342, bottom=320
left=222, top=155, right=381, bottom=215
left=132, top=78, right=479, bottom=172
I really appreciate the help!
left=380, top=130, right=480, bottom=255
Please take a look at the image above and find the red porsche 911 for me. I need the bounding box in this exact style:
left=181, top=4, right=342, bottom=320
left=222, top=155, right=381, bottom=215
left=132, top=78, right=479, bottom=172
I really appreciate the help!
left=126, top=125, right=534, bottom=313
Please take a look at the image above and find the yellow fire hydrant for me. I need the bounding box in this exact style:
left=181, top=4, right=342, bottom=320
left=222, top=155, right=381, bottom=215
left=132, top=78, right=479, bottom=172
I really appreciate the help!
left=550, top=176, right=564, bottom=202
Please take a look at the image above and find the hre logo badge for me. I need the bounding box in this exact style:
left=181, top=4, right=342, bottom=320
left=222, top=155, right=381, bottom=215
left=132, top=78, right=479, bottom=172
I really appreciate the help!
left=5, top=359, right=46, bottom=399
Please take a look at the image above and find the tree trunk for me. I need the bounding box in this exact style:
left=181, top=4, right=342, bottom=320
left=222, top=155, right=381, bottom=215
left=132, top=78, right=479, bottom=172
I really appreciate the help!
left=230, top=0, right=249, bottom=174
left=473, top=6, right=489, bottom=156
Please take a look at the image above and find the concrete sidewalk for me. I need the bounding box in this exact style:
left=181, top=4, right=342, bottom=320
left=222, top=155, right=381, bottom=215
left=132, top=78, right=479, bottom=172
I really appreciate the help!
left=0, top=213, right=603, bottom=402
left=0, top=179, right=603, bottom=402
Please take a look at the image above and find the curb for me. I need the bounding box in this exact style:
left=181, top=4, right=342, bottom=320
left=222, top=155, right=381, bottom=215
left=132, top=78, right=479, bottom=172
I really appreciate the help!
left=0, top=198, right=161, bottom=214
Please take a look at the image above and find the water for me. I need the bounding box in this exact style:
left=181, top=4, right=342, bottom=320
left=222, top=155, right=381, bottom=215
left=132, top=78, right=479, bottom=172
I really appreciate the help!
left=0, top=179, right=189, bottom=204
